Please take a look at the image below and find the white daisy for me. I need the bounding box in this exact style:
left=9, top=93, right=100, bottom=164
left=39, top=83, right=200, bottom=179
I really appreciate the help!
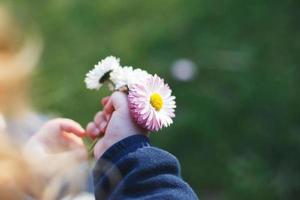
left=85, top=56, right=121, bottom=90
left=110, top=66, right=151, bottom=90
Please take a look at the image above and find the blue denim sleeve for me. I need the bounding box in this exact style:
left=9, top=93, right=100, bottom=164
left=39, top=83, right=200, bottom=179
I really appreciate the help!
left=93, top=135, right=198, bottom=200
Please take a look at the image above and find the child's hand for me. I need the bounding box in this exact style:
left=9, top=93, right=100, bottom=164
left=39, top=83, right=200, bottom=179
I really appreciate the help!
left=25, top=118, right=87, bottom=161
left=86, top=91, right=147, bottom=159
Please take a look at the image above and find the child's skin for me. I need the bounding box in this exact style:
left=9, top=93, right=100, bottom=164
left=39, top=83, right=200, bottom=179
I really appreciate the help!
left=26, top=91, right=145, bottom=161
left=24, top=92, right=198, bottom=200
left=86, top=91, right=147, bottom=159
left=25, top=118, right=87, bottom=162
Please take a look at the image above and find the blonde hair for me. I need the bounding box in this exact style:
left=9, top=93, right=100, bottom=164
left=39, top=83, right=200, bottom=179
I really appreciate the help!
left=0, top=4, right=43, bottom=115
left=0, top=133, right=87, bottom=200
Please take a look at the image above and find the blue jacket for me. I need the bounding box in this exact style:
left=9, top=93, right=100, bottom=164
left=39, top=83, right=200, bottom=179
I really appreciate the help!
left=93, top=135, right=198, bottom=200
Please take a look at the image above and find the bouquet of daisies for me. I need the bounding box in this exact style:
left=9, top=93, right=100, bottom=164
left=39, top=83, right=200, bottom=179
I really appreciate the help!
left=85, top=56, right=176, bottom=132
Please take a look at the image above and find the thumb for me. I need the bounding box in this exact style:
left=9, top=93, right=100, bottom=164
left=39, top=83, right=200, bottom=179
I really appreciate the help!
left=111, top=91, right=129, bottom=111
left=104, top=91, right=129, bottom=114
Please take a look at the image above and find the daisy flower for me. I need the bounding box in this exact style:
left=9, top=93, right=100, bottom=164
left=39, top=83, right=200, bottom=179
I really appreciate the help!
left=110, top=66, right=151, bottom=90
left=85, top=56, right=121, bottom=90
left=128, top=74, right=176, bottom=132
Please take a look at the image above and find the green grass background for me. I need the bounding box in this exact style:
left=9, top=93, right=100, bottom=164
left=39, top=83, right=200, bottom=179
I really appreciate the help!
left=4, top=0, right=300, bottom=199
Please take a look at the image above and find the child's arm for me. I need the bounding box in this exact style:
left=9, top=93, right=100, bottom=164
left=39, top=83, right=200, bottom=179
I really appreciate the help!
left=93, top=135, right=198, bottom=200
left=87, top=92, right=198, bottom=199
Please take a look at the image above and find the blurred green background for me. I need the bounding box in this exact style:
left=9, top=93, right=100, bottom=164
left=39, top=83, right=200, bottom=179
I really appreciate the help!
left=6, top=0, right=300, bottom=199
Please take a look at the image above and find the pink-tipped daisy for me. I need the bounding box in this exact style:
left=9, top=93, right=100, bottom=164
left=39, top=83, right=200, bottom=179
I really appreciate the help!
left=128, top=74, right=176, bottom=132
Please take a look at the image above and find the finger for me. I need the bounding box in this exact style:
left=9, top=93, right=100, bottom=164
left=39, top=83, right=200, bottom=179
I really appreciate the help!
left=100, top=121, right=107, bottom=133
left=94, top=111, right=106, bottom=126
left=104, top=91, right=129, bottom=114
left=104, top=98, right=114, bottom=115
left=110, top=91, right=129, bottom=111
left=104, top=111, right=112, bottom=122
left=86, top=122, right=100, bottom=139
left=43, top=131, right=84, bottom=153
left=56, top=118, right=86, bottom=137
left=61, top=132, right=85, bottom=149
left=101, top=96, right=111, bottom=106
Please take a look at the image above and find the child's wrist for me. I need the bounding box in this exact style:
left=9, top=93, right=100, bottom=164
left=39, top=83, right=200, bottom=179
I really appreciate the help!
left=94, top=132, right=147, bottom=159
left=95, top=135, right=150, bottom=162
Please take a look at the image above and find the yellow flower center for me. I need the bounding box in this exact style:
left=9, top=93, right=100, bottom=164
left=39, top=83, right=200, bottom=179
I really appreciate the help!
left=150, top=93, right=163, bottom=111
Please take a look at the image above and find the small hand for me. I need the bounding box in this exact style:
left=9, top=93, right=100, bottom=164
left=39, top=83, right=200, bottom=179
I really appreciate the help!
left=25, top=118, right=87, bottom=161
left=86, top=92, right=147, bottom=159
